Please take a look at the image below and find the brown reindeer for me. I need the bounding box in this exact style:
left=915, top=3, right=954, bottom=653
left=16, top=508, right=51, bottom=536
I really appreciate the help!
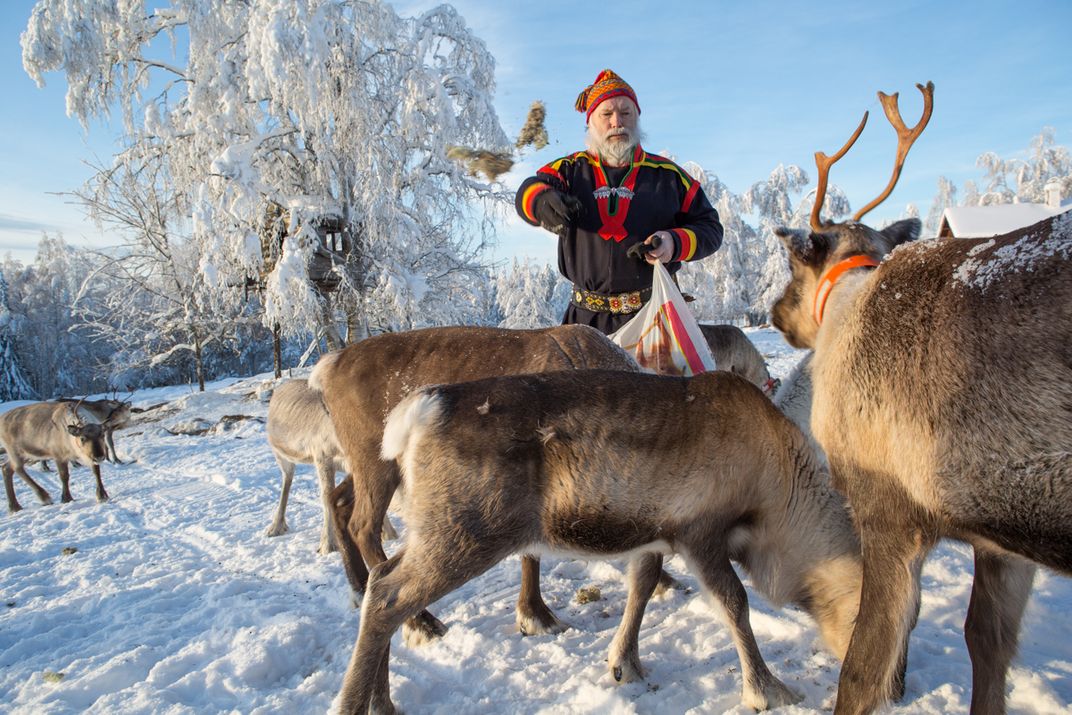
left=59, top=398, right=131, bottom=463
left=700, top=324, right=778, bottom=397
left=1, top=401, right=110, bottom=512
left=771, top=81, right=1072, bottom=714
left=337, top=369, right=862, bottom=713
left=309, top=324, right=640, bottom=643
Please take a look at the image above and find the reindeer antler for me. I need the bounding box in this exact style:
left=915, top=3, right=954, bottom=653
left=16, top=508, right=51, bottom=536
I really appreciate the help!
left=811, top=112, right=869, bottom=232
left=853, top=81, right=934, bottom=222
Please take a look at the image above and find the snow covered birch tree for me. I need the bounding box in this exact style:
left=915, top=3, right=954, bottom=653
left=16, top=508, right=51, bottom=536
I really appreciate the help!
left=0, top=272, right=35, bottom=400
left=23, top=0, right=511, bottom=343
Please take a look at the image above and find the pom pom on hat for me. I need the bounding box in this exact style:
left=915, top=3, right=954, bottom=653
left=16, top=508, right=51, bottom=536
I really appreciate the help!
left=574, top=69, right=639, bottom=122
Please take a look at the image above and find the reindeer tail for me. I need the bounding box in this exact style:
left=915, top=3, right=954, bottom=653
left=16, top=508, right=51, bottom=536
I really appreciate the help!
left=381, top=388, right=443, bottom=462
left=308, top=351, right=340, bottom=393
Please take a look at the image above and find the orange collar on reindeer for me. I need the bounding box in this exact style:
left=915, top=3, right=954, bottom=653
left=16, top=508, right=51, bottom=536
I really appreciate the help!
left=812, top=255, right=879, bottom=324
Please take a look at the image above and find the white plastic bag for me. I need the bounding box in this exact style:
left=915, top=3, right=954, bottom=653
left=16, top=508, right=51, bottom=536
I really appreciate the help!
left=609, top=262, right=716, bottom=376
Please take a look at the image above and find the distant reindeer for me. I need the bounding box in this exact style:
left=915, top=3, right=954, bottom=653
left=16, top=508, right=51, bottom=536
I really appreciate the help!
left=699, top=324, right=778, bottom=396
left=0, top=401, right=109, bottom=513
left=337, top=369, right=862, bottom=713
left=771, top=81, right=1072, bottom=714
left=265, top=378, right=351, bottom=555
left=59, top=398, right=131, bottom=463
left=309, top=324, right=640, bottom=643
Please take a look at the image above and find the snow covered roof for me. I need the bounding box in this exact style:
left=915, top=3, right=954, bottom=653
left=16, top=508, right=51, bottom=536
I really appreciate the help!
left=938, top=202, right=1072, bottom=238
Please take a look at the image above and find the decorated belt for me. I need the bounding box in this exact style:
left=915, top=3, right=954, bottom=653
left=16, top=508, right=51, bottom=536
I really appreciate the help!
left=572, top=286, right=652, bottom=315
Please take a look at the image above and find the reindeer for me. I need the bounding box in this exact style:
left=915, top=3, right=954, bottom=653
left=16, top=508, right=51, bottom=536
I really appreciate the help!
left=770, top=81, right=1072, bottom=714
left=699, top=323, right=779, bottom=397
left=336, top=368, right=863, bottom=713
left=0, top=401, right=110, bottom=513
left=59, top=398, right=131, bottom=463
left=265, top=378, right=355, bottom=554
left=309, top=324, right=640, bottom=643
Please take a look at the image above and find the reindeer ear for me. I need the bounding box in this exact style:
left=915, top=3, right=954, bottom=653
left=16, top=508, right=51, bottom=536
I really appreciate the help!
left=881, top=218, right=921, bottom=247
left=774, top=227, right=828, bottom=265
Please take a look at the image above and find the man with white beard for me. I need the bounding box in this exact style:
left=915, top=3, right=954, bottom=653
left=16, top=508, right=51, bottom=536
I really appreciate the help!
left=515, top=69, right=723, bottom=333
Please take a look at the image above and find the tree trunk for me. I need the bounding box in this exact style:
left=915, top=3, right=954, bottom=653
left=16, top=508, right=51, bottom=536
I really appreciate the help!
left=273, top=323, right=282, bottom=379
left=193, top=333, right=205, bottom=392
left=320, top=296, right=344, bottom=352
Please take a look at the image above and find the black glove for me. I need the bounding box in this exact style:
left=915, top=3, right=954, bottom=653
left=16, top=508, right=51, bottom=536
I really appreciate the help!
left=534, top=190, right=584, bottom=235
left=625, top=234, right=662, bottom=261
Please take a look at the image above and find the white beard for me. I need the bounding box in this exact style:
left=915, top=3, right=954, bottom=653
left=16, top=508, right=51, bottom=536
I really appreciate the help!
left=586, top=124, right=643, bottom=166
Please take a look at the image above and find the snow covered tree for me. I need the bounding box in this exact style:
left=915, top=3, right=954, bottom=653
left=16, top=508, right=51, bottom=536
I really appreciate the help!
left=2, top=234, right=108, bottom=397
left=1008, top=127, right=1072, bottom=203
left=0, top=271, right=35, bottom=400
left=925, top=176, right=958, bottom=235
left=738, top=164, right=848, bottom=324
left=70, top=152, right=250, bottom=392
left=22, top=0, right=511, bottom=343
left=676, top=168, right=752, bottom=322
left=494, top=259, right=570, bottom=329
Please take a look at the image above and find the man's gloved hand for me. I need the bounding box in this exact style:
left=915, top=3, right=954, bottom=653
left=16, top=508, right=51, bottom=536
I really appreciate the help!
left=626, top=233, right=666, bottom=261
left=534, top=190, right=584, bottom=235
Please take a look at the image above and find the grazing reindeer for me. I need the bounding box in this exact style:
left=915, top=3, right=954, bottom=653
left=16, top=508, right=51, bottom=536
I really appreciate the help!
left=0, top=401, right=109, bottom=512
left=309, top=324, right=639, bottom=643
left=60, top=398, right=131, bottom=463
left=337, top=369, right=862, bottom=713
left=265, top=378, right=352, bottom=554
left=699, top=324, right=778, bottom=396
left=771, top=81, right=1072, bottom=714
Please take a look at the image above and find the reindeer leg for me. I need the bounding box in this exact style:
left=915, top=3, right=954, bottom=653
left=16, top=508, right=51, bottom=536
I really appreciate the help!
left=12, top=461, right=51, bottom=506
left=92, top=463, right=109, bottom=503
left=690, top=548, right=802, bottom=710
left=965, top=549, right=1036, bottom=715
left=266, top=456, right=294, bottom=538
left=340, top=536, right=501, bottom=715
left=339, top=553, right=408, bottom=715
left=329, top=477, right=371, bottom=605
left=3, top=464, right=23, bottom=512
left=516, top=554, right=567, bottom=636
left=654, top=567, right=684, bottom=596
left=352, top=459, right=445, bottom=646
left=57, top=461, right=75, bottom=503
left=313, top=457, right=337, bottom=555
left=106, top=430, right=124, bottom=464
left=608, top=552, right=662, bottom=683
left=835, top=498, right=933, bottom=715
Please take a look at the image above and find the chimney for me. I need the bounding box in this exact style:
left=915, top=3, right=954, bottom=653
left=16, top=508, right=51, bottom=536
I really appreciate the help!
left=1045, top=179, right=1062, bottom=209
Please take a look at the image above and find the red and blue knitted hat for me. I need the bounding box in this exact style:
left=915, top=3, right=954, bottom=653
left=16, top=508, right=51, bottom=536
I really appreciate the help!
left=575, top=69, right=640, bottom=122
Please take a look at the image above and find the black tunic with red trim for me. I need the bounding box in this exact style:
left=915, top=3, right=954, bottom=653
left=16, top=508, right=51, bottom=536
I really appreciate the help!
left=515, top=145, right=723, bottom=333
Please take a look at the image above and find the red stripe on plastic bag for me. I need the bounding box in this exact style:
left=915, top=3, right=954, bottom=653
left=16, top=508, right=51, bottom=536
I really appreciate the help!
left=660, top=302, right=707, bottom=376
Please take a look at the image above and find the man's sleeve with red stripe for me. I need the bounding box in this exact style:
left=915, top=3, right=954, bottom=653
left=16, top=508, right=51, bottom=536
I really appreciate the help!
left=515, top=162, right=569, bottom=226
left=672, top=181, right=723, bottom=262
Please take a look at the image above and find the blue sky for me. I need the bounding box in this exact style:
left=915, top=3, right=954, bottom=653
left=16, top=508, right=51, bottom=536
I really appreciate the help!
left=3, top=0, right=1070, bottom=266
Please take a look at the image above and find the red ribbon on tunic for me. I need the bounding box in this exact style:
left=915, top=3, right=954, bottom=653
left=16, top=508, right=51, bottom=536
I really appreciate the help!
left=592, top=149, right=643, bottom=242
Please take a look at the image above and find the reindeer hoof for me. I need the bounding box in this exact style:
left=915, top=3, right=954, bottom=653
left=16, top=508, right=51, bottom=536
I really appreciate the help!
left=60, top=494, right=73, bottom=504
left=402, top=612, right=448, bottom=647
left=96, top=493, right=110, bottom=504
left=743, top=678, right=803, bottom=711
left=517, top=608, right=568, bottom=636
left=265, top=523, right=289, bottom=538
left=609, top=653, right=644, bottom=683
left=8, top=503, right=23, bottom=514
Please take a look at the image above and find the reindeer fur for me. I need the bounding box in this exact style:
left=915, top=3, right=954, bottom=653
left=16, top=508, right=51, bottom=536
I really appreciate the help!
left=772, top=213, right=1072, bottom=714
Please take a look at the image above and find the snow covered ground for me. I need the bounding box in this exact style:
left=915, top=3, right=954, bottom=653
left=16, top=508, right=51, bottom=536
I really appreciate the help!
left=1, top=328, right=1069, bottom=714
